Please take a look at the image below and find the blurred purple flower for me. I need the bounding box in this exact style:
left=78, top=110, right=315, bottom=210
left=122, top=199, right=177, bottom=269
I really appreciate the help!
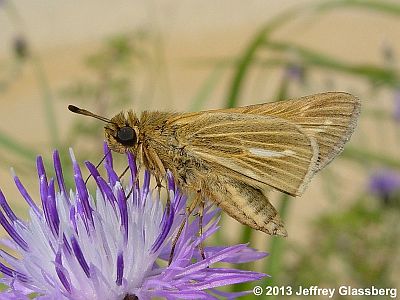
left=284, top=63, right=306, bottom=84
left=369, top=169, right=400, bottom=202
left=394, top=89, right=400, bottom=122
left=0, top=144, right=267, bottom=299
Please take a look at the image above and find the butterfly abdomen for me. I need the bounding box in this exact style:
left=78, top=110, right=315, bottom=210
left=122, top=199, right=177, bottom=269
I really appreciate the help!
left=203, top=174, right=288, bottom=236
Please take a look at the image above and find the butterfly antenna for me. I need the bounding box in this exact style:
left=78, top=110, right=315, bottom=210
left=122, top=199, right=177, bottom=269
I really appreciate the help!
left=68, top=105, right=116, bottom=125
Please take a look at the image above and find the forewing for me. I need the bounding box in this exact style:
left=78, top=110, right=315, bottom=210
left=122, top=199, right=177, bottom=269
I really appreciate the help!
left=172, top=112, right=319, bottom=196
left=214, top=92, right=360, bottom=171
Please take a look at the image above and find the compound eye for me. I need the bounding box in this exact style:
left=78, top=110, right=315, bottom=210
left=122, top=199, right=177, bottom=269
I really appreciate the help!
left=116, top=126, right=137, bottom=146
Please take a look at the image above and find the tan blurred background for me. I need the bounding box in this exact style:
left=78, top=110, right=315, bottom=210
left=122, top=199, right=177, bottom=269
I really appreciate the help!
left=0, top=0, right=399, bottom=281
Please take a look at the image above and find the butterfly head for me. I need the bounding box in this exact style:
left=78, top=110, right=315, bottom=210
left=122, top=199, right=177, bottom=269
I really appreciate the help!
left=68, top=105, right=140, bottom=154
left=104, top=110, right=140, bottom=154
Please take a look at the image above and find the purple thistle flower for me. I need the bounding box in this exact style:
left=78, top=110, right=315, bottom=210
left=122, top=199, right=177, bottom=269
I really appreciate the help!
left=0, top=144, right=267, bottom=299
left=369, top=169, right=400, bottom=204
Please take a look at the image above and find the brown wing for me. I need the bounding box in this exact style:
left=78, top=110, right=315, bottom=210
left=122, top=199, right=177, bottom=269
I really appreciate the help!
left=211, top=92, right=360, bottom=171
left=171, top=112, right=319, bottom=196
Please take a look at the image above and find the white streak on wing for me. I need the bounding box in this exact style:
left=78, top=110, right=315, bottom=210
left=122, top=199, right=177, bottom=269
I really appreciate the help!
left=309, top=119, right=333, bottom=133
left=283, top=150, right=296, bottom=156
left=310, top=128, right=325, bottom=133
left=249, top=148, right=296, bottom=158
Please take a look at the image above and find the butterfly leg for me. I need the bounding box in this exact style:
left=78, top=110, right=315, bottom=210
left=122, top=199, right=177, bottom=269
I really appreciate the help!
left=169, top=192, right=201, bottom=265
left=85, top=149, right=111, bottom=184
left=118, top=165, right=130, bottom=181
left=161, top=175, right=172, bottom=216
left=154, top=175, right=172, bottom=216
left=125, top=165, right=141, bottom=200
left=197, top=198, right=206, bottom=260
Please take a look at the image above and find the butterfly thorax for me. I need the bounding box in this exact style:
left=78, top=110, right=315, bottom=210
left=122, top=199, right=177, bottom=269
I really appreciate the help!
left=138, top=111, right=211, bottom=189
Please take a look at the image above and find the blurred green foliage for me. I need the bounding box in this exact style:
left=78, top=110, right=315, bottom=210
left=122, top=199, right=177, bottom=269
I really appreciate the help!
left=1, top=0, right=400, bottom=298
left=60, top=31, right=154, bottom=152
left=284, top=196, right=400, bottom=299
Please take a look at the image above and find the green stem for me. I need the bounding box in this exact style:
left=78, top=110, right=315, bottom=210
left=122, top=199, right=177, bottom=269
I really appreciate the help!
left=2, top=1, right=59, bottom=149
left=0, top=130, right=38, bottom=162
left=190, top=65, right=225, bottom=111
left=341, top=146, right=400, bottom=169
left=265, top=194, right=290, bottom=287
left=31, top=57, right=60, bottom=148
left=225, top=8, right=300, bottom=108
left=0, top=129, right=54, bottom=173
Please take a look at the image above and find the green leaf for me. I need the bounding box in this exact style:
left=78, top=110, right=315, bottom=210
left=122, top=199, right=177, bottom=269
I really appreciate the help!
left=225, top=0, right=400, bottom=108
left=263, top=41, right=399, bottom=86
left=317, top=0, right=400, bottom=16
